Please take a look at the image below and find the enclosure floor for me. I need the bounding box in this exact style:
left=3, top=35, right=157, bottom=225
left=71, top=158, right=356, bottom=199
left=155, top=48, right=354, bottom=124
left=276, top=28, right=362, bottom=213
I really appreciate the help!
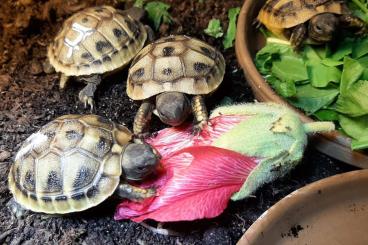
left=0, top=0, right=355, bottom=244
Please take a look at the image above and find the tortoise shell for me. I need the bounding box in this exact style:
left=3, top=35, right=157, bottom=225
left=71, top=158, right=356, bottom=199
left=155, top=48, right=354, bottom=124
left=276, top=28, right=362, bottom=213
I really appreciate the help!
left=258, top=0, right=346, bottom=37
left=8, top=114, right=133, bottom=214
left=127, top=35, right=226, bottom=100
left=48, top=5, right=147, bottom=77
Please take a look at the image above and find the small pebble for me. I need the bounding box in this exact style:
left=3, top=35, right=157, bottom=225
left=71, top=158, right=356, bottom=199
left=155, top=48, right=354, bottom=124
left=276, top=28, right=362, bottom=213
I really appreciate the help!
left=42, top=60, right=55, bottom=74
left=0, top=74, right=11, bottom=91
left=30, top=61, right=43, bottom=75
left=0, top=151, right=11, bottom=162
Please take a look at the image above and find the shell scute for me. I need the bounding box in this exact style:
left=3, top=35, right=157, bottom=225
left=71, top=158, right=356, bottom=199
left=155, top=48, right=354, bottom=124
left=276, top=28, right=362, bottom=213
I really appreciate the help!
left=258, top=0, right=345, bottom=35
left=127, top=35, right=225, bottom=100
left=53, top=120, right=84, bottom=151
left=36, top=151, right=63, bottom=194
left=8, top=114, right=131, bottom=214
left=48, top=6, right=147, bottom=76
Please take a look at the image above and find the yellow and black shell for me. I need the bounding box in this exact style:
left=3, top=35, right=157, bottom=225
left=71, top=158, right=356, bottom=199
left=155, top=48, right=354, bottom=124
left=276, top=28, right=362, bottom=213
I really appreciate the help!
left=48, top=5, right=147, bottom=77
left=258, top=0, right=347, bottom=37
left=8, top=115, right=132, bottom=214
left=127, top=35, right=226, bottom=100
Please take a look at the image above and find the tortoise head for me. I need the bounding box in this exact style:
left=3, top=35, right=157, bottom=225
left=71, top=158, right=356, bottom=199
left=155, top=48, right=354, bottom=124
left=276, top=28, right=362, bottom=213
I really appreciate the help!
left=121, top=143, right=159, bottom=181
left=156, top=92, right=191, bottom=126
left=309, top=13, right=339, bottom=43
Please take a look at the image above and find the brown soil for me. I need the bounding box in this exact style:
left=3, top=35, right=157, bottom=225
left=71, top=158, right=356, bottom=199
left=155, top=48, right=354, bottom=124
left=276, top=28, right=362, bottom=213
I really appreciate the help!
left=0, top=0, right=356, bottom=244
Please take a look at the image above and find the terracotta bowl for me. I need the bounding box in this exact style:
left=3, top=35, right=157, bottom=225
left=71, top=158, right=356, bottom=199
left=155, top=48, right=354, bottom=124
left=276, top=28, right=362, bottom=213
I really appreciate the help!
left=235, top=0, right=368, bottom=169
left=237, top=170, right=368, bottom=245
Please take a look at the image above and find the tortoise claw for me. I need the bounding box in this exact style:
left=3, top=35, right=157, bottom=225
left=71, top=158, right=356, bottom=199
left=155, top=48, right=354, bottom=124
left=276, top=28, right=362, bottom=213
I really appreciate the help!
left=79, top=91, right=95, bottom=112
left=133, top=132, right=151, bottom=143
left=192, top=120, right=208, bottom=136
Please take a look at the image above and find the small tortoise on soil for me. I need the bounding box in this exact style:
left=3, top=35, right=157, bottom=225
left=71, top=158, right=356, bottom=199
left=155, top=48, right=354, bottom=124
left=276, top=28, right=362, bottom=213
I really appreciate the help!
left=47, top=5, right=151, bottom=110
left=258, top=0, right=367, bottom=48
left=127, top=35, right=226, bottom=137
left=8, top=114, right=158, bottom=215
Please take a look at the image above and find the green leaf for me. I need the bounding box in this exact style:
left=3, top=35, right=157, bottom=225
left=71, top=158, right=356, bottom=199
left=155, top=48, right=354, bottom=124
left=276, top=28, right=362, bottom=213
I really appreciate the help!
left=255, top=43, right=293, bottom=74
left=313, top=109, right=339, bottom=121
left=204, top=19, right=223, bottom=38
left=288, top=84, right=339, bottom=115
left=339, top=114, right=368, bottom=150
left=303, top=45, right=321, bottom=64
left=358, top=55, right=368, bottom=67
left=321, top=58, right=343, bottom=67
left=267, top=76, right=296, bottom=98
left=340, top=57, right=364, bottom=94
left=352, top=37, right=368, bottom=58
left=271, top=56, right=308, bottom=82
left=145, top=1, right=172, bottom=30
left=223, top=7, right=240, bottom=49
left=329, top=39, right=353, bottom=61
left=134, top=0, right=145, bottom=8
left=307, top=63, right=341, bottom=87
left=336, top=80, right=368, bottom=117
left=338, top=114, right=368, bottom=140
left=352, top=135, right=368, bottom=150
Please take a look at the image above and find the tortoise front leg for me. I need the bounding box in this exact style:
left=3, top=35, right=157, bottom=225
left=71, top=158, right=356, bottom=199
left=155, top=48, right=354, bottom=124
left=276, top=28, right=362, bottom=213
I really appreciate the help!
left=340, top=14, right=367, bottom=35
left=7, top=197, right=28, bottom=219
left=116, top=183, right=156, bottom=201
left=133, top=100, right=155, bottom=142
left=59, top=74, right=70, bottom=90
left=145, top=25, right=155, bottom=43
left=290, top=23, right=307, bottom=50
left=79, top=74, right=101, bottom=112
left=191, top=95, right=208, bottom=135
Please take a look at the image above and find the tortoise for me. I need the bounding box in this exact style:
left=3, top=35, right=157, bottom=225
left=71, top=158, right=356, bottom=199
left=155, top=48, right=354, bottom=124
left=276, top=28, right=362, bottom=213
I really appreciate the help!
left=47, top=5, right=153, bottom=110
left=257, top=0, right=367, bottom=49
left=127, top=35, right=226, bottom=138
left=8, top=114, right=159, bottom=216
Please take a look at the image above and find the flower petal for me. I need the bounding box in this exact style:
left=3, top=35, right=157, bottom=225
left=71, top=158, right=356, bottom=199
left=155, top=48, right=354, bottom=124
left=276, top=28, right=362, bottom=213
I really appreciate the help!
left=115, top=146, right=258, bottom=222
left=146, top=115, right=248, bottom=158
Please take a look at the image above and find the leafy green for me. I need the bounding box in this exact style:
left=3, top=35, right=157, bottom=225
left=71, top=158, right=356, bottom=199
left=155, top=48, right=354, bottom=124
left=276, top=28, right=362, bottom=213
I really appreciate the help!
left=267, top=76, right=296, bottom=98
left=339, top=114, right=368, bottom=150
left=352, top=38, right=368, bottom=58
left=339, top=114, right=368, bottom=139
left=255, top=42, right=294, bottom=73
left=349, top=0, right=368, bottom=23
left=340, top=57, right=364, bottom=94
left=204, top=19, right=223, bottom=38
left=336, top=80, right=368, bottom=117
left=134, top=0, right=145, bottom=8
left=329, top=39, right=353, bottom=61
left=307, top=63, right=341, bottom=87
left=223, top=7, right=240, bottom=49
left=314, top=110, right=339, bottom=121
left=288, top=84, right=339, bottom=115
left=145, top=1, right=172, bottom=30
left=255, top=35, right=368, bottom=149
left=272, top=56, right=308, bottom=82
left=321, top=58, right=343, bottom=67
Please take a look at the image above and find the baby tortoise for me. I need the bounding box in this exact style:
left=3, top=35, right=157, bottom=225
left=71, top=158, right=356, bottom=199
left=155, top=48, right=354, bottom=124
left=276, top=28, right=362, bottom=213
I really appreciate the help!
left=127, top=35, right=225, bottom=138
left=8, top=114, right=159, bottom=215
left=258, top=0, right=367, bottom=49
left=48, top=5, right=152, bottom=110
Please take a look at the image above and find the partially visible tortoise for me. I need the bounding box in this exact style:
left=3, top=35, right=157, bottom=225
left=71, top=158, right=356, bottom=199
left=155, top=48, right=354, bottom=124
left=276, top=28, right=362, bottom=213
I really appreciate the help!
left=47, top=5, right=152, bottom=110
left=127, top=35, right=226, bottom=138
left=257, top=0, right=367, bottom=48
left=8, top=114, right=159, bottom=215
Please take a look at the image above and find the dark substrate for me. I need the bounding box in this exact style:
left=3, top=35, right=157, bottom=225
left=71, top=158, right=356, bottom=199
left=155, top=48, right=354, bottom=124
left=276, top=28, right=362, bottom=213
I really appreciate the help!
left=0, top=0, right=356, bottom=244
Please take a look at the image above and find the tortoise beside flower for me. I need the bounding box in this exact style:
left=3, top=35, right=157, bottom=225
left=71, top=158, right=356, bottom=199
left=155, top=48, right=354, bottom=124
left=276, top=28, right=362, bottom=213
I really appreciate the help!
left=8, top=114, right=159, bottom=216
